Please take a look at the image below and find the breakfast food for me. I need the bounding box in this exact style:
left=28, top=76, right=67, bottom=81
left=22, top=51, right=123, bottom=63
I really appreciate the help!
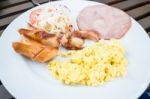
left=12, top=4, right=129, bottom=86
left=19, top=28, right=59, bottom=48
left=77, top=5, right=131, bottom=39
left=29, top=5, right=74, bottom=34
left=12, top=31, right=58, bottom=63
left=72, top=30, right=100, bottom=41
left=12, top=27, right=86, bottom=61
left=59, top=32, right=84, bottom=50
left=34, top=46, right=58, bottom=63
left=48, top=39, right=127, bottom=86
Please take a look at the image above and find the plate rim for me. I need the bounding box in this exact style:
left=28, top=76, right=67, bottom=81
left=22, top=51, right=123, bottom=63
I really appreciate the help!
left=0, top=0, right=150, bottom=99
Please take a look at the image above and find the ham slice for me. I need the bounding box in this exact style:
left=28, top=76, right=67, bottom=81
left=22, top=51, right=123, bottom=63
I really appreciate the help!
left=77, top=4, right=131, bottom=39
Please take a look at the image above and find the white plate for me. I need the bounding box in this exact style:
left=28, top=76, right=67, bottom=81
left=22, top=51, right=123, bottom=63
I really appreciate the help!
left=0, top=0, right=150, bottom=99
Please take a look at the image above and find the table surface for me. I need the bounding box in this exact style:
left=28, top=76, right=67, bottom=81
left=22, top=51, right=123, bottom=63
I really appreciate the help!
left=0, top=0, right=150, bottom=99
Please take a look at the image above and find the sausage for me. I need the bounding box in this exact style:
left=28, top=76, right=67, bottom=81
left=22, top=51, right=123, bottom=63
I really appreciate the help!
left=19, top=28, right=59, bottom=48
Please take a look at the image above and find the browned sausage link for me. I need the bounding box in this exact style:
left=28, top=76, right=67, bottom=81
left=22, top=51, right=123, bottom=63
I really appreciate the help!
left=72, top=30, right=100, bottom=41
left=18, top=28, right=60, bottom=48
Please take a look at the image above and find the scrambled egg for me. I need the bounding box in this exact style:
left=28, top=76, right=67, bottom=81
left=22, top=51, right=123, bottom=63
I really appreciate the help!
left=48, top=39, right=127, bottom=86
